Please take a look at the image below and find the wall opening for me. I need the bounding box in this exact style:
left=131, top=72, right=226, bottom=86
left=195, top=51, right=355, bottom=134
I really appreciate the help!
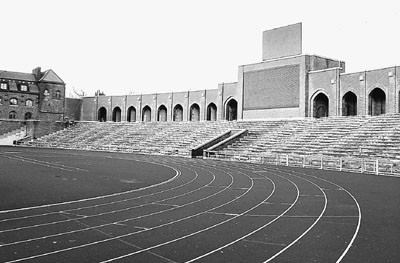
left=127, top=106, right=136, bottom=122
left=112, top=107, right=122, bottom=122
left=369, top=88, right=386, bottom=116
left=190, top=103, right=200, bottom=121
left=173, top=104, right=183, bottom=121
left=9, top=111, right=17, bottom=119
left=24, top=112, right=32, bottom=120
left=98, top=107, right=107, bottom=122
left=206, top=103, right=217, bottom=121
left=313, top=93, right=329, bottom=118
left=342, top=91, right=357, bottom=116
left=225, top=99, right=237, bottom=121
left=157, top=105, right=167, bottom=122
left=142, top=106, right=152, bottom=122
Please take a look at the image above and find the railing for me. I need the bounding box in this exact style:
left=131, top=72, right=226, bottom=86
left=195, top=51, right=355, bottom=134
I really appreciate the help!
left=204, top=151, right=400, bottom=177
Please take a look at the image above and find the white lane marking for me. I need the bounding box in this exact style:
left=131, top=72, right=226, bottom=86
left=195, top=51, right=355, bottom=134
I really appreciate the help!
left=263, top=172, right=328, bottom=262
left=3, top=163, right=252, bottom=262
left=185, top=171, right=299, bottom=263
left=242, top=239, right=286, bottom=247
left=0, top=163, right=227, bottom=248
left=0, top=165, right=202, bottom=234
left=207, top=212, right=239, bottom=217
left=59, top=212, right=179, bottom=263
left=265, top=167, right=362, bottom=263
left=12, top=154, right=89, bottom=171
left=0, top=158, right=180, bottom=214
left=0, top=165, right=188, bottom=223
left=262, top=202, right=292, bottom=205
left=151, top=202, right=181, bottom=208
left=98, top=168, right=272, bottom=263
left=293, top=172, right=361, bottom=263
left=1, top=154, right=76, bottom=172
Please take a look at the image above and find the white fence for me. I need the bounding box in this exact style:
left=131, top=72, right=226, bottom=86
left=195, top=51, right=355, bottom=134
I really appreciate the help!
left=205, top=151, right=400, bottom=177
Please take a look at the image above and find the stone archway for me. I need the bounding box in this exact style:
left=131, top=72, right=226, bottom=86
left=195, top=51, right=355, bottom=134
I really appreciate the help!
left=206, top=103, right=217, bottom=121
left=98, top=107, right=107, bottom=122
left=112, top=107, right=121, bottom=122
left=127, top=106, right=136, bottom=122
left=313, top=93, right=329, bottom=118
left=369, top=88, right=386, bottom=116
left=173, top=104, right=183, bottom=121
left=225, top=99, right=237, bottom=121
left=142, top=106, right=152, bottom=122
left=190, top=103, right=200, bottom=121
left=158, top=105, right=167, bottom=122
left=342, top=91, right=357, bottom=116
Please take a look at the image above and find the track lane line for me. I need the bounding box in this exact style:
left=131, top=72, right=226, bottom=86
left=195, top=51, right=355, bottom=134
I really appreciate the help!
left=0, top=164, right=207, bottom=239
left=0, top=163, right=232, bottom=254
left=184, top=170, right=301, bottom=263
left=0, top=162, right=194, bottom=223
left=280, top=168, right=362, bottom=263
left=261, top=170, right=328, bottom=262
left=0, top=159, right=180, bottom=214
left=97, top=166, right=266, bottom=263
left=2, top=163, right=254, bottom=262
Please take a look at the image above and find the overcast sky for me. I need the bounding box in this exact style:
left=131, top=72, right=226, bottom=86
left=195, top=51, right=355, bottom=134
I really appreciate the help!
left=1, top=0, right=400, bottom=97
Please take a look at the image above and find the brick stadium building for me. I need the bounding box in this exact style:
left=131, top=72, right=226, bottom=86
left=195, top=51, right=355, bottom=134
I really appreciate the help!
left=0, top=67, right=66, bottom=121
left=0, top=23, right=398, bottom=123
left=79, top=23, right=396, bottom=122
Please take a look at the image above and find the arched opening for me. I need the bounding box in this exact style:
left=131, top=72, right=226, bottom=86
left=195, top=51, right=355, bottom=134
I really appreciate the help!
left=98, top=107, right=107, bottom=122
left=142, top=106, right=152, bottom=122
left=398, top=91, right=400, bottom=113
left=173, top=104, right=183, bottom=121
left=225, top=98, right=237, bottom=121
left=24, top=112, right=32, bottom=120
left=9, top=111, right=17, bottom=119
left=55, top=90, right=61, bottom=100
left=206, top=103, right=217, bottom=121
left=342, top=91, right=357, bottom=116
left=112, top=107, right=122, bottom=122
left=369, top=88, right=386, bottom=116
left=190, top=103, right=200, bottom=121
left=313, top=93, right=329, bottom=118
left=25, top=99, right=33, bottom=107
left=157, top=105, right=168, bottom=122
left=127, top=106, right=136, bottom=122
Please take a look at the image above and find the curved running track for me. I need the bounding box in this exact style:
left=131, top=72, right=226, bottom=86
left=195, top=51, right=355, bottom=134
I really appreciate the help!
left=0, top=150, right=361, bottom=263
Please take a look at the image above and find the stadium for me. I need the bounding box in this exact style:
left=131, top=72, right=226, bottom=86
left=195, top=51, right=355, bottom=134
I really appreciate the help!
left=0, top=23, right=399, bottom=262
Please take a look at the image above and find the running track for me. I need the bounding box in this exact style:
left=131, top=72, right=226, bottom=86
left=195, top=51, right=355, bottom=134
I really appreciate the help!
left=0, top=147, right=399, bottom=262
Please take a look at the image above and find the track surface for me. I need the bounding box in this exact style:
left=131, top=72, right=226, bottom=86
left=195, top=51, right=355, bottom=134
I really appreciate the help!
left=0, top=147, right=399, bottom=262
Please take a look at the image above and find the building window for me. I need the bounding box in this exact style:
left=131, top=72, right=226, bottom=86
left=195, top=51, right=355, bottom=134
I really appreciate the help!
left=24, top=112, right=32, bottom=120
left=0, top=82, right=8, bottom=90
left=44, top=89, right=50, bottom=100
left=19, top=84, right=29, bottom=92
left=25, top=99, right=33, bottom=107
left=9, top=111, right=17, bottom=119
left=55, top=90, right=61, bottom=100
left=10, top=98, right=18, bottom=106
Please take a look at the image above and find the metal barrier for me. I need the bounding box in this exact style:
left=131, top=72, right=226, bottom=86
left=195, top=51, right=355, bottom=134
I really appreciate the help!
left=205, top=151, right=400, bottom=177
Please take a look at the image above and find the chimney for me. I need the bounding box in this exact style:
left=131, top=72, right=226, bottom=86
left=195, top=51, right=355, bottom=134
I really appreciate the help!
left=32, top=67, right=42, bottom=80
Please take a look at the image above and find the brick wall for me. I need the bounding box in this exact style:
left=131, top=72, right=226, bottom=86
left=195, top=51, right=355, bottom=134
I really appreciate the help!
left=26, top=120, right=65, bottom=139
left=243, top=65, right=300, bottom=110
left=0, top=120, right=23, bottom=135
left=65, top=98, right=82, bottom=120
left=0, top=92, right=39, bottom=119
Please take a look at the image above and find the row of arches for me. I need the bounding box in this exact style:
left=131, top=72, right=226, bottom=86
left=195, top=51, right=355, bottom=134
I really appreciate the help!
left=313, top=88, right=386, bottom=118
left=7, top=111, right=32, bottom=120
left=98, top=99, right=238, bottom=122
